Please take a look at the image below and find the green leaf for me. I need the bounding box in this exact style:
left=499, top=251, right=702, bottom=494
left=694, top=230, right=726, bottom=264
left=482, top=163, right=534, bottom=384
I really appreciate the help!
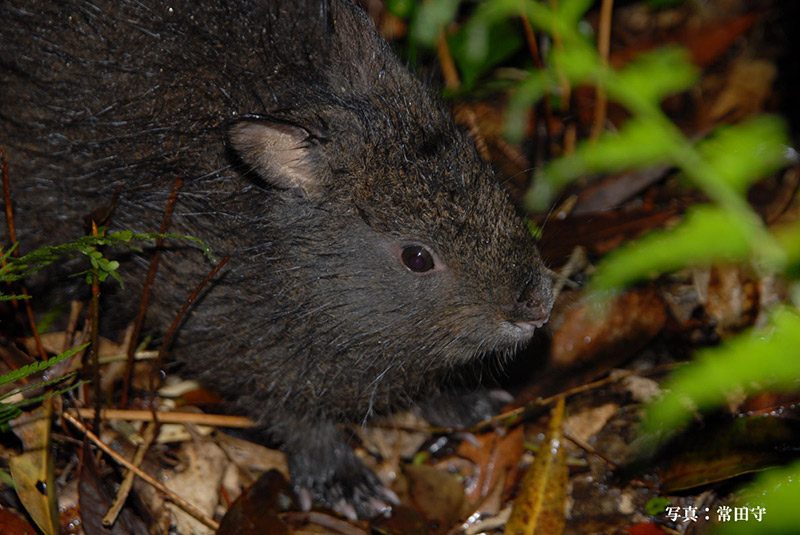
left=551, top=40, right=601, bottom=84
left=646, top=497, right=672, bottom=516
left=450, top=17, right=522, bottom=89
left=0, top=468, right=14, bottom=488
left=0, top=372, right=78, bottom=404
left=113, top=229, right=135, bottom=242
left=505, top=70, right=549, bottom=143
left=589, top=205, right=753, bottom=292
left=555, top=0, right=593, bottom=28
left=473, top=0, right=553, bottom=30
left=412, top=0, right=461, bottom=46
left=608, top=47, right=698, bottom=107
left=527, top=117, right=680, bottom=211
left=0, top=380, right=85, bottom=432
left=0, top=294, right=30, bottom=301
left=643, top=307, right=800, bottom=435
left=717, top=461, right=800, bottom=535
left=386, top=0, right=415, bottom=18
left=0, top=343, right=89, bottom=388
left=698, top=116, right=789, bottom=194
left=0, top=231, right=214, bottom=288
left=775, top=221, right=800, bottom=275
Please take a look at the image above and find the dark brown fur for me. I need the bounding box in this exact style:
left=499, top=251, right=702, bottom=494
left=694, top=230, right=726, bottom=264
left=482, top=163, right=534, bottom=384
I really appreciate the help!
left=1, top=0, right=553, bottom=516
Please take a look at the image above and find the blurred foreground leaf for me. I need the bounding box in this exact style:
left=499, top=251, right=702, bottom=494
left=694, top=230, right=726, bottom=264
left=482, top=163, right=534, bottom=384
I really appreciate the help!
left=644, top=307, right=800, bottom=435
left=449, top=17, right=522, bottom=90
left=717, top=459, right=800, bottom=535
left=589, top=206, right=752, bottom=293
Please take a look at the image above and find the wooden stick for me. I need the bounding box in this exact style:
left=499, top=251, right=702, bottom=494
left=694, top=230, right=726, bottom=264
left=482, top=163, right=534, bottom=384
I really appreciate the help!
left=63, top=412, right=220, bottom=531
left=122, top=176, right=184, bottom=408
left=71, top=408, right=255, bottom=429
left=436, top=28, right=460, bottom=90
left=153, top=256, right=230, bottom=394
left=103, top=421, right=158, bottom=526
left=0, top=146, right=47, bottom=361
left=590, top=0, right=614, bottom=140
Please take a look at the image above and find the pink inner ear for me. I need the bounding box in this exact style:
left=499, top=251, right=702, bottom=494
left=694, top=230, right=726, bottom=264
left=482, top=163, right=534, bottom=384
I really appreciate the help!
left=229, top=120, right=318, bottom=193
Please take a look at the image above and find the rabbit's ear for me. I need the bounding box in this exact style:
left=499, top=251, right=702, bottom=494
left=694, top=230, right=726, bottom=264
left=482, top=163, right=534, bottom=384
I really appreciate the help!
left=228, top=117, right=327, bottom=196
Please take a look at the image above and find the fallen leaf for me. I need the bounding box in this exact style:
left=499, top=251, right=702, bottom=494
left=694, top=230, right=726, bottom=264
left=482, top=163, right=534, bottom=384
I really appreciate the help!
left=505, top=398, right=568, bottom=535
left=370, top=504, right=427, bottom=535
left=551, top=288, right=667, bottom=369
left=0, top=509, right=38, bottom=535
left=216, top=470, right=293, bottom=535
left=626, top=522, right=666, bottom=535
left=163, top=438, right=227, bottom=535
left=658, top=414, right=800, bottom=492
left=285, top=510, right=370, bottom=535
left=78, top=440, right=148, bottom=535
left=708, top=59, right=777, bottom=122
left=404, top=463, right=466, bottom=533
left=702, top=265, right=760, bottom=337
left=454, top=425, right=525, bottom=513
left=565, top=403, right=618, bottom=444
left=8, top=401, right=58, bottom=535
left=538, top=207, right=681, bottom=268
left=610, top=13, right=760, bottom=68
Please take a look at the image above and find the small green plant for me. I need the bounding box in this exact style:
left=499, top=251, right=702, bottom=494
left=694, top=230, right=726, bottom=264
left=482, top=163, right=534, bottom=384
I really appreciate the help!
left=0, top=227, right=213, bottom=491
left=0, top=343, right=89, bottom=432
left=0, top=228, right=213, bottom=295
left=0, top=343, right=89, bottom=487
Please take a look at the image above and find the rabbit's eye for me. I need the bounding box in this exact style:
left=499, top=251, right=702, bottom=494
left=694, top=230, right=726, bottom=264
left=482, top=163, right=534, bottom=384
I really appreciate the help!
left=401, top=245, right=435, bottom=273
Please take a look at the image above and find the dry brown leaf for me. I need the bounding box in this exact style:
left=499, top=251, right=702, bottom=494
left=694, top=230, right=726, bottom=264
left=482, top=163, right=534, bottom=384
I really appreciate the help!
left=216, top=471, right=293, bottom=535
left=708, top=59, right=777, bottom=122
left=702, top=265, right=760, bottom=336
left=609, top=12, right=759, bottom=68
left=215, top=432, right=288, bottom=478
left=551, top=288, right=667, bottom=369
left=8, top=401, right=59, bottom=535
left=9, top=400, right=59, bottom=535
left=23, top=332, right=119, bottom=359
left=163, top=438, right=227, bottom=535
left=0, top=508, right=39, bottom=535
left=453, top=425, right=525, bottom=512
left=403, top=463, right=466, bottom=532
left=78, top=440, right=148, bottom=535
left=505, top=398, right=568, bottom=535
left=565, top=403, right=618, bottom=444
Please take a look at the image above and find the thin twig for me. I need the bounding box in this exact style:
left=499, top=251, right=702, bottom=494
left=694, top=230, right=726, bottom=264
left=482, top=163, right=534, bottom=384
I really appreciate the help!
left=122, top=176, right=184, bottom=408
left=63, top=412, right=220, bottom=531
left=460, top=109, right=491, bottom=162
left=62, top=301, right=85, bottom=354
left=103, top=421, right=158, bottom=526
left=564, top=429, right=619, bottom=470
left=590, top=0, right=614, bottom=140
left=1, top=146, right=47, bottom=361
left=152, top=256, right=230, bottom=391
left=521, top=13, right=554, bottom=155
left=436, top=27, right=460, bottom=90
left=72, top=408, right=254, bottom=428
left=548, top=0, right=577, bottom=156
left=89, top=222, right=102, bottom=433
left=483, top=362, right=682, bottom=431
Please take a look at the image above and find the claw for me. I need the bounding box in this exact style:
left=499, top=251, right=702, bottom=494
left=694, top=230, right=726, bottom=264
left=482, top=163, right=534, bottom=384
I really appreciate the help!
left=335, top=499, right=359, bottom=521
left=297, top=487, right=313, bottom=512
left=379, top=487, right=400, bottom=506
